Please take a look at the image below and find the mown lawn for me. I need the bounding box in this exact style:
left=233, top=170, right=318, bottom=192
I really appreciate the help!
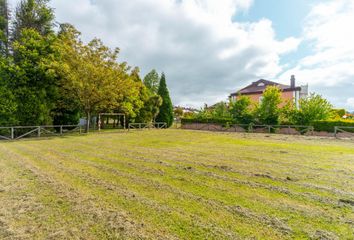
left=0, top=130, right=353, bottom=239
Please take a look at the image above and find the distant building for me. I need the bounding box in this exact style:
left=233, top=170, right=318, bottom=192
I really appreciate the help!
left=229, top=75, right=308, bottom=108
left=174, top=106, right=199, bottom=114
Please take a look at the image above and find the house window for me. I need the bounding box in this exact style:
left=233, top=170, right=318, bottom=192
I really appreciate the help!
left=258, top=83, right=265, bottom=87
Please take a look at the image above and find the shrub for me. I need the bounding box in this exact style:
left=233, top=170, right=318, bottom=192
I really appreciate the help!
left=229, top=95, right=254, bottom=124
left=254, top=86, right=282, bottom=125
left=331, top=109, right=346, bottom=118
left=313, top=120, right=354, bottom=133
left=291, top=94, right=333, bottom=125
left=212, top=102, right=231, bottom=118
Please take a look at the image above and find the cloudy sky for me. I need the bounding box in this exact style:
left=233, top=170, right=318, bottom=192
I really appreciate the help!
left=9, top=0, right=354, bottom=110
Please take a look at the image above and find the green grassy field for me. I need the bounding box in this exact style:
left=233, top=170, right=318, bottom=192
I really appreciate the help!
left=0, top=130, right=353, bottom=239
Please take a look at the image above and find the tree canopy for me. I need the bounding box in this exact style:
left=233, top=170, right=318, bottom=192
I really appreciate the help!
left=288, top=93, right=333, bottom=125
left=0, top=1, right=170, bottom=130
left=255, top=86, right=282, bottom=125
left=143, top=69, right=159, bottom=94
left=56, top=25, right=138, bottom=131
left=12, top=0, right=54, bottom=43
left=156, top=73, right=174, bottom=127
left=230, top=95, right=254, bottom=124
left=0, top=0, right=9, bottom=56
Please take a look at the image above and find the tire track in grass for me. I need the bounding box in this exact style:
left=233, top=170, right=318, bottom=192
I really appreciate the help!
left=68, top=135, right=352, bottom=238
left=13, top=142, right=352, bottom=239
left=133, top=144, right=354, bottom=196
left=67, top=139, right=348, bottom=214
left=10, top=142, right=286, bottom=239
left=17, top=138, right=352, bottom=239
left=74, top=136, right=354, bottom=202
left=3, top=131, right=354, bottom=238
left=0, top=147, right=113, bottom=240
left=7, top=144, right=244, bottom=240
left=0, top=145, right=173, bottom=240
left=118, top=146, right=353, bottom=203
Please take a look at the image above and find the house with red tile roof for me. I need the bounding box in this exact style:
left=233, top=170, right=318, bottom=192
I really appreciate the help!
left=229, top=75, right=308, bottom=108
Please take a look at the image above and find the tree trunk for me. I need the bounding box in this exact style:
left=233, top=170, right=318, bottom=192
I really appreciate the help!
left=86, top=111, right=91, bottom=133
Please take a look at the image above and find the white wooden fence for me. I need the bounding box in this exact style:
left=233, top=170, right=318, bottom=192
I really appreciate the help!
left=0, top=125, right=82, bottom=140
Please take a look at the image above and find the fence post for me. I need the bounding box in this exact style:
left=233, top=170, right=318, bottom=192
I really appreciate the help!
left=60, top=126, right=63, bottom=135
left=334, top=126, right=338, bottom=138
left=123, top=115, right=126, bottom=130
left=11, top=127, right=14, bottom=140
left=37, top=126, right=41, bottom=138
left=268, top=125, right=271, bottom=133
left=248, top=124, right=253, bottom=133
left=79, top=126, right=82, bottom=134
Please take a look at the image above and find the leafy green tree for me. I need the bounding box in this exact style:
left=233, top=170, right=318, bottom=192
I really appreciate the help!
left=56, top=25, right=137, bottom=132
left=279, top=99, right=295, bottom=125
left=12, top=0, right=54, bottom=43
left=0, top=86, right=17, bottom=125
left=255, top=86, right=282, bottom=125
left=143, top=69, right=159, bottom=94
left=0, top=0, right=9, bottom=56
left=174, top=107, right=184, bottom=119
left=212, top=102, right=230, bottom=118
left=331, top=109, right=346, bottom=119
left=115, top=67, right=147, bottom=120
left=10, top=29, right=59, bottom=125
left=0, top=58, right=17, bottom=125
left=289, top=94, right=333, bottom=125
left=230, top=95, right=254, bottom=124
left=133, top=68, right=163, bottom=123
left=0, top=0, right=58, bottom=127
left=156, top=73, right=173, bottom=127
left=136, top=93, right=162, bottom=123
left=194, top=104, right=212, bottom=119
left=52, top=93, right=81, bottom=126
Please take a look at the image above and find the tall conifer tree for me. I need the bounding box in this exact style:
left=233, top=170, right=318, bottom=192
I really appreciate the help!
left=156, top=73, right=173, bottom=127
left=0, top=0, right=9, bottom=56
left=12, top=0, right=54, bottom=44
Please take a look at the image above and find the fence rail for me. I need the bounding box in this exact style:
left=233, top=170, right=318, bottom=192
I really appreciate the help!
left=182, top=122, right=315, bottom=135
left=182, top=122, right=354, bottom=138
left=334, top=126, right=354, bottom=138
left=128, top=122, right=167, bottom=130
left=0, top=125, right=83, bottom=140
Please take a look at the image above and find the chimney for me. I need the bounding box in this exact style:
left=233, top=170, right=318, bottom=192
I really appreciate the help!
left=290, top=75, right=296, bottom=88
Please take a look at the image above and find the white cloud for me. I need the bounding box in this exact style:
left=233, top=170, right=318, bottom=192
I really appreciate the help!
left=20, top=0, right=295, bottom=107
left=8, top=0, right=354, bottom=110
left=346, top=98, right=354, bottom=111
left=278, top=0, right=354, bottom=110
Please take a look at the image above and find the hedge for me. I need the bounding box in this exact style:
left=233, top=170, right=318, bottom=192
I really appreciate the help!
left=313, top=120, right=354, bottom=133
left=182, top=118, right=354, bottom=133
